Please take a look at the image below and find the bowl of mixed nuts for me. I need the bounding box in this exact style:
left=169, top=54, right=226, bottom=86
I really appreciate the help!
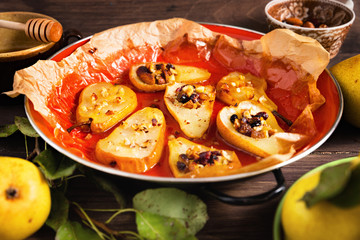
left=265, top=0, right=355, bottom=58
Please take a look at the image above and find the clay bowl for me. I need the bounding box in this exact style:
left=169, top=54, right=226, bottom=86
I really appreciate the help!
left=265, top=0, right=355, bottom=58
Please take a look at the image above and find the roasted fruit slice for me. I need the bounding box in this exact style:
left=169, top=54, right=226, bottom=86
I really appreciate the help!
left=74, top=82, right=137, bottom=133
left=216, top=72, right=278, bottom=111
left=129, top=62, right=211, bottom=92
left=168, top=137, right=242, bottom=178
left=164, top=82, right=216, bottom=138
left=217, top=100, right=291, bottom=157
left=95, top=107, right=166, bottom=173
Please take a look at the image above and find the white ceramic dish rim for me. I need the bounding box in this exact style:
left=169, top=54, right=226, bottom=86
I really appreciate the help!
left=25, top=23, right=344, bottom=184
left=265, top=0, right=356, bottom=32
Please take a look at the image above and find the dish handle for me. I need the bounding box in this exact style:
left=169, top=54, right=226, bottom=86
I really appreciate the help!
left=201, top=168, right=285, bottom=205
left=62, top=29, right=83, bottom=46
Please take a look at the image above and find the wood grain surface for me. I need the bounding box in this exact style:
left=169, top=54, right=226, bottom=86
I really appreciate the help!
left=1, top=1, right=360, bottom=239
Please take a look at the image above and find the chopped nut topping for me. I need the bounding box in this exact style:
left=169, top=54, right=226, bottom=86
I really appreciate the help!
left=136, top=63, right=177, bottom=85
left=131, top=123, right=151, bottom=133
left=175, top=84, right=210, bottom=109
left=176, top=148, right=231, bottom=172
left=230, top=110, right=276, bottom=139
left=220, top=83, right=230, bottom=93
left=136, top=66, right=155, bottom=85
left=91, top=93, right=98, bottom=103
left=196, top=86, right=205, bottom=93
left=124, top=138, right=131, bottom=146
left=105, top=110, right=114, bottom=115
left=101, top=87, right=109, bottom=98
left=151, top=118, right=158, bottom=126
left=81, top=105, right=88, bottom=112
left=140, top=139, right=152, bottom=148
left=114, top=96, right=122, bottom=104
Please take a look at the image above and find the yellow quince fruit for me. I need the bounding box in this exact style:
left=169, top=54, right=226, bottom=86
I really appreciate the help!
left=330, top=54, right=360, bottom=128
left=282, top=158, right=360, bottom=240
left=0, top=157, right=51, bottom=240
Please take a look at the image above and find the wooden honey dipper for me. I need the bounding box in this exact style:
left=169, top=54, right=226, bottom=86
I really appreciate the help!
left=0, top=18, right=63, bottom=43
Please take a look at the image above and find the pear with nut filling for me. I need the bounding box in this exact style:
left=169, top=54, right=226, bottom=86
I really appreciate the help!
left=168, top=137, right=241, bottom=178
left=164, top=82, right=215, bottom=138
left=217, top=100, right=286, bottom=157
left=129, top=62, right=211, bottom=92
left=216, top=72, right=277, bottom=111
left=95, top=107, right=166, bottom=173
left=74, top=82, right=137, bottom=133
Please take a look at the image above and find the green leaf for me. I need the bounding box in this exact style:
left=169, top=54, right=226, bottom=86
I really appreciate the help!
left=135, top=211, right=197, bottom=240
left=133, top=188, right=208, bottom=238
left=34, top=148, right=77, bottom=180
left=14, top=116, right=39, bottom=137
left=55, top=221, right=102, bottom=240
left=81, top=167, right=126, bottom=208
left=46, top=189, right=70, bottom=231
left=0, top=123, right=18, bottom=137
left=301, top=162, right=352, bottom=208
left=331, top=163, right=360, bottom=208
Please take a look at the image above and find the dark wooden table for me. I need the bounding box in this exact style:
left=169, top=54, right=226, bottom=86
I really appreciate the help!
left=1, top=1, right=359, bottom=239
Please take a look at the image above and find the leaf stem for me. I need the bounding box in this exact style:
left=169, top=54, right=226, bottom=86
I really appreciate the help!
left=35, top=137, right=41, bottom=155
left=73, top=203, right=142, bottom=239
left=65, top=174, right=86, bottom=181
left=81, top=220, right=109, bottom=239
left=72, top=202, right=106, bottom=240
left=24, top=135, right=29, bottom=158
left=105, top=208, right=138, bottom=224
left=26, top=149, right=37, bottom=161
left=84, top=208, right=123, bottom=212
left=26, top=137, right=41, bottom=161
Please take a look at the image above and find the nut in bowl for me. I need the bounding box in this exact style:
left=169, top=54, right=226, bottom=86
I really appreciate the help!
left=265, top=0, right=355, bottom=58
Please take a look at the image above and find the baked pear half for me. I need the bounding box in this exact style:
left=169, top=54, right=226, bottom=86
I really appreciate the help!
left=129, top=62, right=211, bottom=92
left=168, top=137, right=241, bottom=178
left=74, top=82, right=137, bottom=133
left=95, top=107, right=166, bottom=173
left=164, top=82, right=216, bottom=138
left=216, top=72, right=277, bottom=111
left=217, top=100, right=286, bottom=157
